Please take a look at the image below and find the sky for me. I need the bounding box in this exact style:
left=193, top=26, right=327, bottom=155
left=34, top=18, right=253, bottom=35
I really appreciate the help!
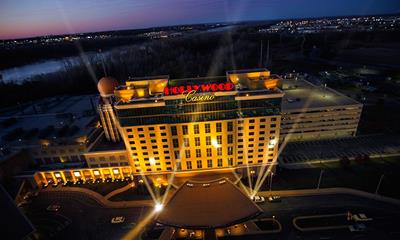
left=0, top=0, right=399, bottom=40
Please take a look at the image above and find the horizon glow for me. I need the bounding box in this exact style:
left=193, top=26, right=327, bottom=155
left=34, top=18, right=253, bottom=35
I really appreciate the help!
left=0, top=0, right=399, bottom=40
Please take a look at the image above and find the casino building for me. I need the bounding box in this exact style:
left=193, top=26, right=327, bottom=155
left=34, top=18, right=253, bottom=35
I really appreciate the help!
left=31, top=68, right=362, bottom=186
left=110, top=69, right=283, bottom=174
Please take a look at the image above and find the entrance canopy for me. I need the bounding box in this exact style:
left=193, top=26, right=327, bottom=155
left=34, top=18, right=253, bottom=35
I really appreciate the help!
left=156, top=178, right=262, bottom=229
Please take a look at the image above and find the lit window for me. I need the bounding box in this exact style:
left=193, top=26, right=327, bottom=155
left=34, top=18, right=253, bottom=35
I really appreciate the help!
left=73, top=171, right=81, bottom=177
left=113, top=169, right=119, bottom=174
left=93, top=170, right=100, bottom=176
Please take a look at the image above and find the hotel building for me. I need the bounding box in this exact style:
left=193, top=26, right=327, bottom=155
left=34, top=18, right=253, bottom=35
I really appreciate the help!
left=7, top=69, right=362, bottom=186
left=111, top=69, right=283, bottom=174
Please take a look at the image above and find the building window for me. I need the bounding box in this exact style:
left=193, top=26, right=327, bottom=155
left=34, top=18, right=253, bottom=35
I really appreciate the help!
left=196, top=160, right=202, bottom=168
left=217, top=159, right=223, bottom=167
left=206, top=148, right=212, bottom=157
left=173, top=139, right=179, bottom=148
left=196, top=149, right=201, bottom=158
left=126, top=128, right=133, bottom=132
left=184, top=138, right=190, bottom=147
left=228, top=158, right=233, bottom=166
left=150, top=133, right=156, bottom=137
left=227, top=122, right=233, bottom=131
left=138, top=128, right=144, bottom=131
left=249, top=126, right=255, bottom=129
left=270, top=130, right=276, bottom=134
left=139, top=134, right=145, bottom=138
left=228, top=135, right=233, bottom=144
left=186, top=161, right=192, bottom=170
left=271, top=117, right=277, bottom=122
left=260, top=118, right=266, bottom=122
left=205, top=123, right=211, bottom=133
left=151, top=139, right=156, bottom=143
left=207, top=159, right=212, bottom=168
left=182, top=125, right=188, bottom=135
left=195, top=137, right=200, bottom=146
left=228, top=146, right=233, bottom=155
left=194, top=124, right=200, bottom=134
left=260, top=125, right=265, bottom=129
left=185, top=150, right=191, bottom=158
left=217, top=135, right=222, bottom=144
left=271, top=124, right=276, bottom=128
left=171, top=126, right=177, bottom=136
left=217, top=147, right=222, bottom=156
left=249, top=119, right=255, bottom=123
left=160, top=126, right=166, bottom=130
left=216, top=122, right=222, bottom=132
left=206, top=136, right=211, bottom=145
left=174, top=150, right=180, bottom=159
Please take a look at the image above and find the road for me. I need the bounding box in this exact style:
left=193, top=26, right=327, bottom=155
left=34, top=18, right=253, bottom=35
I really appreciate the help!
left=22, top=190, right=400, bottom=240
left=24, top=191, right=151, bottom=240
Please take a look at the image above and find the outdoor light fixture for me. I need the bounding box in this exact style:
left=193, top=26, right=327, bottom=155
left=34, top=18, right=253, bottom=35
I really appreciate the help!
left=54, top=173, right=61, bottom=178
left=154, top=203, right=163, bottom=212
left=73, top=171, right=81, bottom=177
left=149, top=157, right=156, bottom=165
left=211, top=139, right=219, bottom=148
left=93, top=170, right=100, bottom=176
left=113, top=169, right=119, bottom=174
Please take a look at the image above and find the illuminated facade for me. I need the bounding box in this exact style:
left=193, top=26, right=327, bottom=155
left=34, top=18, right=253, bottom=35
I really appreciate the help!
left=114, top=69, right=283, bottom=174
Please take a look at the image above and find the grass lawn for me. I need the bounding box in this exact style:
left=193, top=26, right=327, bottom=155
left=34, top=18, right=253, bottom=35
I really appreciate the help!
left=243, top=156, right=400, bottom=199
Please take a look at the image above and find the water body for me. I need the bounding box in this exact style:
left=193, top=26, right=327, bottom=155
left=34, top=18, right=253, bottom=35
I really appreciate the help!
left=0, top=52, right=106, bottom=84
left=0, top=26, right=233, bottom=84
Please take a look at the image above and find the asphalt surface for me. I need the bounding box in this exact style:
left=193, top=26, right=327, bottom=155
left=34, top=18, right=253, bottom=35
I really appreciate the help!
left=23, top=191, right=150, bottom=240
left=21, top=190, right=400, bottom=240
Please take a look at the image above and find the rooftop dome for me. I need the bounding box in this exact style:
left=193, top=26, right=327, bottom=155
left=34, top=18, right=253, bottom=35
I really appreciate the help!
left=97, top=76, right=119, bottom=97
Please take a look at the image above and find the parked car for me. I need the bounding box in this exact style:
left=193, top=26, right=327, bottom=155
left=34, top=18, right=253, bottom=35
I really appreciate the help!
left=111, top=216, right=125, bottom=224
left=46, top=203, right=61, bottom=212
left=251, top=195, right=265, bottom=203
left=349, top=223, right=367, bottom=232
left=268, top=196, right=281, bottom=202
left=352, top=213, right=373, bottom=222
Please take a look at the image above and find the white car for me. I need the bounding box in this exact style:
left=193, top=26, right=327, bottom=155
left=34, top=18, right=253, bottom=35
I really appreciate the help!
left=111, top=216, right=125, bottom=224
left=268, top=196, right=281, bottom=202
left=349, top=223, right=367, bottom=232
left=46, top=204, right=61, bottom=212
left=251, top=195, right=265, bottom=203
left=352, top=213, right=373, bottom=222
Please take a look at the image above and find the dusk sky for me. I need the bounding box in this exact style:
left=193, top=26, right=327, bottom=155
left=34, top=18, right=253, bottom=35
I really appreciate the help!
left=0, top=0, right=399, bottom=40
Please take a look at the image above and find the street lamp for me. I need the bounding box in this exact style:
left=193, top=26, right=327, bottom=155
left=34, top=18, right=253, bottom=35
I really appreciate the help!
left=317, top=169, right=324, bottom=190
left=375, top=174, right=384, bottom=194
left=269, top=172, right=274, bottom=194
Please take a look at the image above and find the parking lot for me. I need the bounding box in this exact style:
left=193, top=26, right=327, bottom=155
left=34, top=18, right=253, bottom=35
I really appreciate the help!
left=280, top=134, right=400, bottom=165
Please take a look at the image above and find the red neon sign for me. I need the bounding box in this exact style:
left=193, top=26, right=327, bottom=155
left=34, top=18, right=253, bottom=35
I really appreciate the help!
left=164, top=82, right=235, bottom=96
